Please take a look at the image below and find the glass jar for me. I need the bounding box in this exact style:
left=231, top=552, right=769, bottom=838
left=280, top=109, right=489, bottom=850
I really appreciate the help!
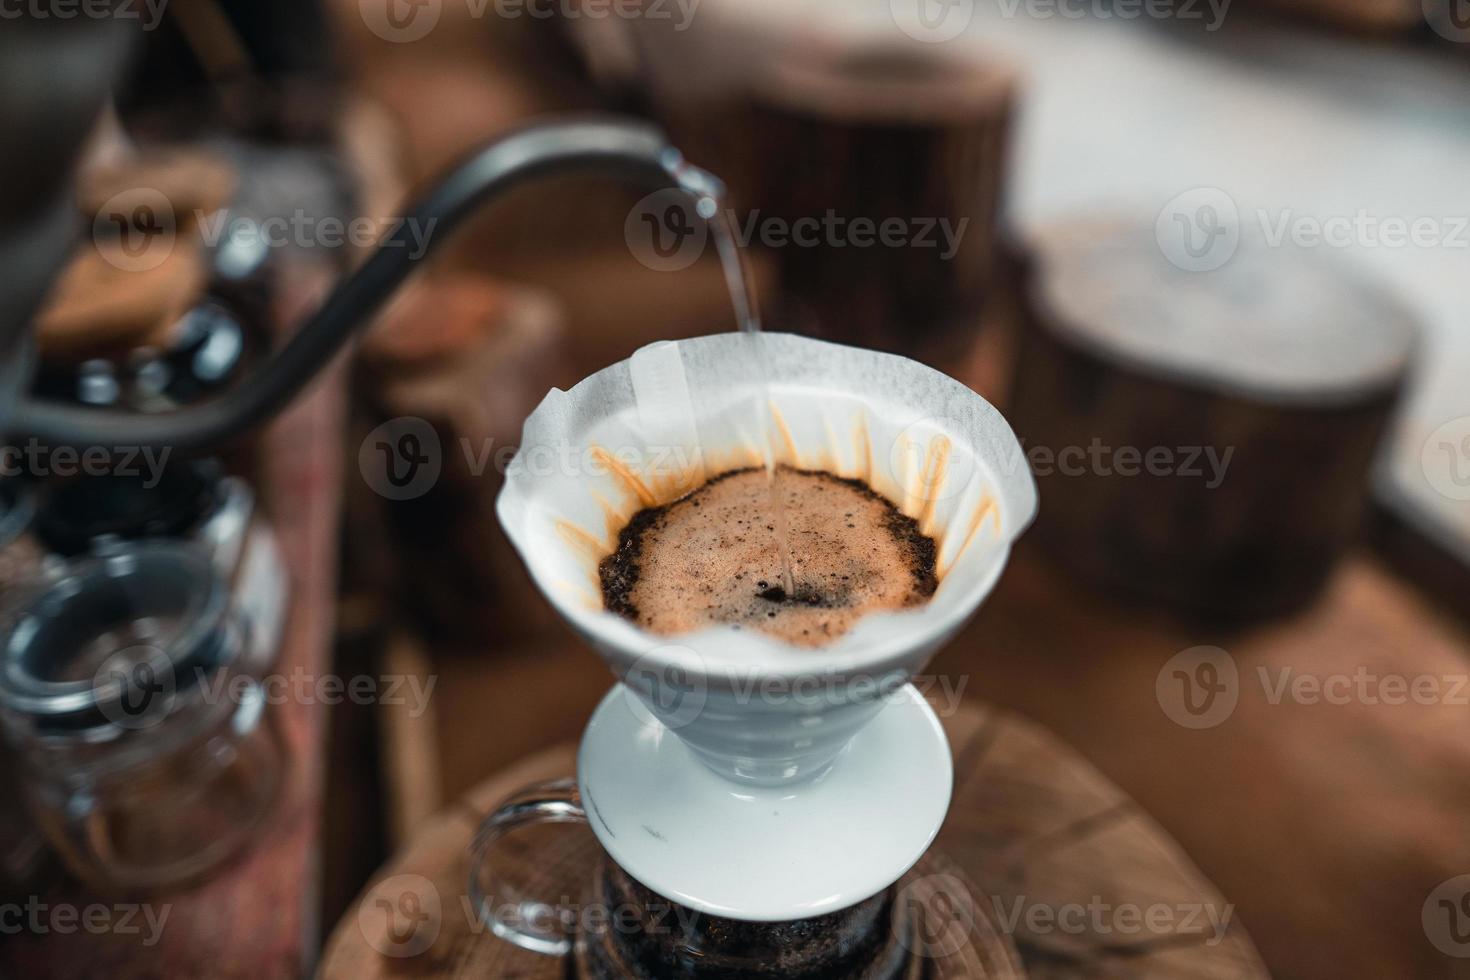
left=0, top=542, right=284, bottom=893
left=32, top=460, right=288, bottom=672
left=0, top=478, right=44, bottom=606
left=469, top=781, right=920, bottom=979
left=0, top=478, right=50, bottom=894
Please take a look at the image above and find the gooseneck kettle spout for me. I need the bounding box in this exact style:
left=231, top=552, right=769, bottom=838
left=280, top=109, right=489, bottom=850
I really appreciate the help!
left=11, top=118, right=685, bottom=453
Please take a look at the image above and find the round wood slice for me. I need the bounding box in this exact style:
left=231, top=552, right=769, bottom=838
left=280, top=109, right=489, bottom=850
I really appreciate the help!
left=644, top=28, right=1016, bottom=363
left=318, top=703, right=1267, bottom=979
left=76, top=150, right=239, bottom=227
left=360, top=280, right=570, bottom=646
left=34, top=242, right=208, bottom=361
left=1010, top=217, right=1417, bottom=620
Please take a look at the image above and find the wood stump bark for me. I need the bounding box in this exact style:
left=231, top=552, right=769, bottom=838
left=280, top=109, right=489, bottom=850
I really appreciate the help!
left=1008, top=218, right=1417, bottom=620
left=640, top=26, right=1017, bottom=363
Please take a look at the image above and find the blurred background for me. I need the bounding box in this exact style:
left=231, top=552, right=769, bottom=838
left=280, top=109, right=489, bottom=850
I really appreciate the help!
left=0, top=0, right=1467, bottom=977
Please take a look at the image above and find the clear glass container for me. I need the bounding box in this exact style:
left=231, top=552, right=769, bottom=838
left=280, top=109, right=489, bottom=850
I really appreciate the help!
left=0, top=479, right=44, bottom=607
left=31, top=460, right=289, bottom=672
left=0, top=542, right=284, bottom=893
left=0, top=478, right=50, bottom=894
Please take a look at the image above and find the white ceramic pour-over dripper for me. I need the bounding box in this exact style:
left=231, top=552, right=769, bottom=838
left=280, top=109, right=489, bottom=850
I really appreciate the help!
left=496, top=333, right=1036, bottom=920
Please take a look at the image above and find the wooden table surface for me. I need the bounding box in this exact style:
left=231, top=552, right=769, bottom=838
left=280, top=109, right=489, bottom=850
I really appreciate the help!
left=320, top=702, right=1266, bottom=979
left=2, top=349, right=346, bottom=979
left=937, top=543, right=1470, bottom=980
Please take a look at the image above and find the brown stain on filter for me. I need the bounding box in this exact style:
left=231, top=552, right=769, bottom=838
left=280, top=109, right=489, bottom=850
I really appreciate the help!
left=915, top=435, right=951, bottom=539
left=853, top=415, right=874, bottom=484
left=556, top=520, right=609, bottom=561
left=590, top=446, right=658, bottom=507
left=942, top=494, right=998, bottom=579
left=769, top=404, right=800, bottom=468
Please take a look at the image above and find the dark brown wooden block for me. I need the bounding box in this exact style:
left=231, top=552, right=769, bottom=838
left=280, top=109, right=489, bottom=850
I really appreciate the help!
left=1008, top=218, right=1417, bottom=620
left=359, top=278, right=572, bottom=646
left=650, top=37, right=1017, bottom=363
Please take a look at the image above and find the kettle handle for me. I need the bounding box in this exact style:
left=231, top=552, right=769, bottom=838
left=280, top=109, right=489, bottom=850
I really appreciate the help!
left=12, top=117, right=677, bottom=453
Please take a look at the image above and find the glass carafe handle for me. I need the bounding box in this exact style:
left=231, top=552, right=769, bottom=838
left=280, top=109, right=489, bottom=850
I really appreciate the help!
left=468, top=778, right=591, bottom=957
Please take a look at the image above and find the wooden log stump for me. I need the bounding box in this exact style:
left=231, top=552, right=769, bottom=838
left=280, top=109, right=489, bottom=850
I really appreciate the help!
left=1229, top=0, right=1428, bottom=34
left=636, top=18, right=1017, bottom=364
left=318, top=703, right=1267, bottom=979
left=357, top=277, right=571, bottom=646
left=1008, top=217, right=1417, bottom=621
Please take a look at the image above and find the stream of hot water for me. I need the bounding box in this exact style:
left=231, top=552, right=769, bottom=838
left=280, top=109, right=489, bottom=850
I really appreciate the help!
left=664, top=153, right=798, bottom=599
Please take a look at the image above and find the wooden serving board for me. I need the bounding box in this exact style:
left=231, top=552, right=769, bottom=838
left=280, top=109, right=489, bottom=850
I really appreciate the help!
left=318, top=704, right=1266, bottom=979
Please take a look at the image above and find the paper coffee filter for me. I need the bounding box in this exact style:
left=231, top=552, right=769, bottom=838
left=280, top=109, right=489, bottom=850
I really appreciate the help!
left=496, top=332, right=1037, bottom=677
